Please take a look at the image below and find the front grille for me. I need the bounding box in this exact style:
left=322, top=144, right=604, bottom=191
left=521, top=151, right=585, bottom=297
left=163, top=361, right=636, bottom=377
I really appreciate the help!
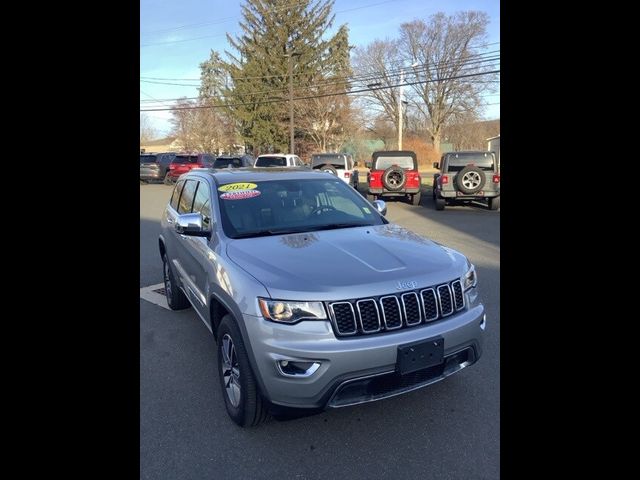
left=328, top=278, right=465, bottom=337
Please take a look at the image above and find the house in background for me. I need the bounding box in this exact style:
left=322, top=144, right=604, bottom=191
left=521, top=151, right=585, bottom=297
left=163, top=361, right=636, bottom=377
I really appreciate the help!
left=140, top=136, right=181, bottom=153
left=487, top=135, right=500, bottom=168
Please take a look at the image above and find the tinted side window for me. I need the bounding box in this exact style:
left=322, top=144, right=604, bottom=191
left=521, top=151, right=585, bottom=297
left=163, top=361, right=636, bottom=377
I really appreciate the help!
left=170, top=180, right=185, bottom=210
left=192, top=181, right=213, bottom=227
left=178, top=179, right=197, bottom=214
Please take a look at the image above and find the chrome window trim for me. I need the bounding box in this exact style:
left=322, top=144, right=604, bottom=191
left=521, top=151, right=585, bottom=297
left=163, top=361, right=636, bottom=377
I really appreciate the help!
left=380, top=295, right=403, bottom=330
left=401, top=292, right=422, bottom=326
left=356, top=299, right=381, bottom=333
left=328, top=301, right=357, bottom=336
left=420, top=288, right=439, bottom=322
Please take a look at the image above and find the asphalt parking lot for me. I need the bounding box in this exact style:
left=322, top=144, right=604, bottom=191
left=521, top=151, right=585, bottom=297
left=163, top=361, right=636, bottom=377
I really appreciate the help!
left=140, top=181, right=500, bottom=480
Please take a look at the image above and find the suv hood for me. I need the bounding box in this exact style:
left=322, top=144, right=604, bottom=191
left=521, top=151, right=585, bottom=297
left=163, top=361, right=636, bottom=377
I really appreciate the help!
left=226, top=224, right=468, bottom=301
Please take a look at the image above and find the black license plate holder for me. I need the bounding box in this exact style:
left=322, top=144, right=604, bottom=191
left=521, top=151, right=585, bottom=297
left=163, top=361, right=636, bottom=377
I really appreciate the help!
left=397, top=337, right=444, bottom=375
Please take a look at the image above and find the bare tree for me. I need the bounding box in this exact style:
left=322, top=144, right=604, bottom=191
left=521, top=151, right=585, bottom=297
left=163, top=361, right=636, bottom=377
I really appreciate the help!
left=298, top=87, right=355, bottom=152
left=399, top=11, right=497, bottom=151
left=351, top=40, right=403, bottom=140
left=140, top=113, right=158, bottom=144
left=169, top=98, right=198, bottom=152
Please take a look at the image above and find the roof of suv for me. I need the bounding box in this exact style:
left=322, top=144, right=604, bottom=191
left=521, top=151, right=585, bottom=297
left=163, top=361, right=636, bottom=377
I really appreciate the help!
left=189, top=167, right=320, bottom=184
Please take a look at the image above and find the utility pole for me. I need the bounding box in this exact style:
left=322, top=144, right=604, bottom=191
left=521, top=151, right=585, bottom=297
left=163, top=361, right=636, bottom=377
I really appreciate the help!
left=286, top=52, right=300, bottom=154
left=398, top=69, right=404, bottom=150
left=398, top=62, right=418, bottom=151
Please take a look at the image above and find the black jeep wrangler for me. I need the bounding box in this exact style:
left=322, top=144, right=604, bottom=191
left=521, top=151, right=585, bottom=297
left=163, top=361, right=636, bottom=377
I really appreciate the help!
left=432, top=151, right=500, bottom=210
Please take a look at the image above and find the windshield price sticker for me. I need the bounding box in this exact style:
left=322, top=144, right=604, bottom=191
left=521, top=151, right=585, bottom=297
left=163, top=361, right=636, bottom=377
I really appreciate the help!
left=218, top=182, right=257, bottom=192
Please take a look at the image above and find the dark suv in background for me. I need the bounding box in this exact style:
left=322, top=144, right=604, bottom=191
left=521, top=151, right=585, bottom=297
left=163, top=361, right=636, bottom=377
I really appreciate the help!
left=140, top=152, right=176, bottom=183
left=212, top=154, right=255, bottom=169
left=165, top=153, right=216, bottom=184
left=432, top=151, right=500, bottom=210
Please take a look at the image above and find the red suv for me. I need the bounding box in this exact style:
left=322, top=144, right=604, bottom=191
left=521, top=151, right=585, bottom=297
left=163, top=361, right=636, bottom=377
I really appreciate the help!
left=165, top=153, right=216, bottom=184
left=366, top=150, right=422, bottom=205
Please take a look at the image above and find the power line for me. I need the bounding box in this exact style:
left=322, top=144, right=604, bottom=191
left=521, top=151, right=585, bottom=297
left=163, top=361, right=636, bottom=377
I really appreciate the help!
left=140, top=69, right=499, bottom=111
left=139, top=54, right=499, bottom=93
left=138, top=50, right=500, bottom=102
left=139, top=42, right=500, bottom=82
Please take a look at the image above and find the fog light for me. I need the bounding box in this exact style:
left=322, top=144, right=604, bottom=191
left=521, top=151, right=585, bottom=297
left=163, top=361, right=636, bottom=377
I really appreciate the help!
left=277, top=360, right=321, bottom=378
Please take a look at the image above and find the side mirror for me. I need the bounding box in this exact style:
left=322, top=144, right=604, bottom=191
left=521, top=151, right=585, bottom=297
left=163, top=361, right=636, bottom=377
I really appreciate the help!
left=372, top=199, right=387, bottom=216
left=433, top=162, right=439, bottom=169
left=175, top=213, right=210, bottom=237
left=365, top=161, right=372, bottom=169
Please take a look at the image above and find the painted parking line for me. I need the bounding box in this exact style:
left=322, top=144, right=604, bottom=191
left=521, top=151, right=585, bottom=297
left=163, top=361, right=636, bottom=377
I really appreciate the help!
left=140, top=283, right=170, bottom=310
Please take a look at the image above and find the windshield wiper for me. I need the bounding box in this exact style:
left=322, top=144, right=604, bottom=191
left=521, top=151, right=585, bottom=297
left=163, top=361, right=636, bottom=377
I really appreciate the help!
left=232, top=227, right=314, bottom=238
left=313, top=223, right=373, bottom=231
left=232, top=224, right=371, bottom=238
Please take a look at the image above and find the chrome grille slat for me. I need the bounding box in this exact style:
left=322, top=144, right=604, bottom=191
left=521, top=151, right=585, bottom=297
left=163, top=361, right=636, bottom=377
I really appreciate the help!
left=451, top=280, right=464, bottom=311
left=380, top=296, right=402, bottom=330
left=420, top=288, right=439, bottom=322
left=329, top=302, right=357, bottom=335
left=401, top=292, right=422, bottom=326
left=356, top=299, right=381, bottom=333
left=436, top=284, right=454, bottom=317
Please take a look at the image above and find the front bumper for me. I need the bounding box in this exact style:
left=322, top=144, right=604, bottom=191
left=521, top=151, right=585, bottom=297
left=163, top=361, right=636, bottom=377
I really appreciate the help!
left=369, top=187, right=421, bottom=195
left=241, top=296, right=485, bottom=409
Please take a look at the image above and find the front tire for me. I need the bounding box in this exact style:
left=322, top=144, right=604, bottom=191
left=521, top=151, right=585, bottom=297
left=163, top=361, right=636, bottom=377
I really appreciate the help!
left=488, top=196, right=500, bottom=210
left=162, top=253, right=190, bottom=310
left=217, top=315, right=269, bottom=427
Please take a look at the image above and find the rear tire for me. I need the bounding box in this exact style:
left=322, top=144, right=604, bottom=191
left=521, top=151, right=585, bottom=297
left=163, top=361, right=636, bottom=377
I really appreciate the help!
left=411, top=191, right=422, bottom=206
left=217, top=315, right=269, bottom=427
left=320, top=164, right=338, bottom=175
left=435, top=196, right=446, bottom=211
left=163, top=172, right=174, bottom=185
left=488, top=196, right=500, bottom=210
left=367, top=193, right=377, bottom=202
left=162, top=253, right=190, bottom=310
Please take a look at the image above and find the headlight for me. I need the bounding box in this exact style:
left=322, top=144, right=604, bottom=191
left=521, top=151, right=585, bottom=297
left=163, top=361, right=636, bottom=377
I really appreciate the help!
left=258, top=298, right=327, bottom=324
left=462, top=264, right=477, bottom=291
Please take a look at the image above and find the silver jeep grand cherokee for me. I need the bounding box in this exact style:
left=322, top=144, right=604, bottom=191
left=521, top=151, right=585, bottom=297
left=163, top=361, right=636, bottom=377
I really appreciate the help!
left=159, top=168, right=486, bottom=427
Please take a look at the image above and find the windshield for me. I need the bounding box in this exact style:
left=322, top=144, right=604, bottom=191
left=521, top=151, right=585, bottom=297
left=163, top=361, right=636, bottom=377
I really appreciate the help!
left=312, top=154, right=346, bottom=168
left=446, top=152, right=495, bottom=171
left=214, top=157, right=243, bottom=168
left=255, top=156, right=286, bottom=167
left=173, top=155, right=198, bottom=164
left=373, top=156, right=415, bottom=170
left=140, top=155, right=157, bottom=164
left=217, top=178, right=385, bottom=238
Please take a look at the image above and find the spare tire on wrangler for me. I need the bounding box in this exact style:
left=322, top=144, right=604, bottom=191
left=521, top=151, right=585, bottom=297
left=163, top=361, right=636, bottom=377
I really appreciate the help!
left=319, top=164, right=338, bottom=175
left=382, top=166, right=406, bottom=191
left=455, top=165, right=486, bottom=195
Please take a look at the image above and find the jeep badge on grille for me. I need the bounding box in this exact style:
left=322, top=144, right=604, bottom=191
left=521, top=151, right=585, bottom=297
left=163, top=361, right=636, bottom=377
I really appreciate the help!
left=396, top=280, right=418, bottom=290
